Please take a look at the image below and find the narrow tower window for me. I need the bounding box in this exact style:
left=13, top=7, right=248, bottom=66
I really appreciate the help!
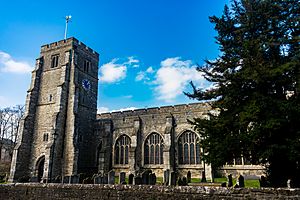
left=83, top=60, right=91, bottom=72
left=51, top=55, right=59, bottom=68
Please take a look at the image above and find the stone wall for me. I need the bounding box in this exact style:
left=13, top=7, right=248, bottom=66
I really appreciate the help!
left=1, top=183, right=300, bottom=199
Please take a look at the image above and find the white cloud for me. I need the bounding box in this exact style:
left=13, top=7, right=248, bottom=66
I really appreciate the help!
left=99, top=58, right=127, bottom=83
left=97, top=106, right=137, bottom=114
left=97, top=107, right=110, bottom=114
left=99, top=56, right=140, bottom=83
left=153, top=57, right=206, bottom=102
left=0, top=51, right=33, bottom=73
left=146, top=66, right=154, bottom=73
left=135, top=71, right=147, bottom=81
left=126, top=56, right=139, bottom=67
left=135, top=66, right=155, bottom=82
left=111, top=107, right=137, bottom=112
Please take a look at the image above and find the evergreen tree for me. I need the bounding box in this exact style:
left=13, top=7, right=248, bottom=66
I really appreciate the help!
left=187, top=0, right=300, bottom=187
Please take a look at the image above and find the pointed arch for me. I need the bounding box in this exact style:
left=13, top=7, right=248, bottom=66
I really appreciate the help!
left=36, top=155, right=45, bottom=182
left=177, top=131, right=201, bottom=165
left=144, top=132, right=164, bottom=165
left=114, top=135, right=131, bottom=165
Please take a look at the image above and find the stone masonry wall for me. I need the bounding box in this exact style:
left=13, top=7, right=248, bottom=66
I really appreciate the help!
left=1, top=183, right=300, bottom=200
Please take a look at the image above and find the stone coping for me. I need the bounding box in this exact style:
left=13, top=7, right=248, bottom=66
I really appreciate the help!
left=2, top=183, right=300, bottom=194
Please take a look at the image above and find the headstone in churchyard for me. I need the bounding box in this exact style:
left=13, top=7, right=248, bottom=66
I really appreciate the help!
left=238, top=175, right=244, bottom=188
left=177, top=177, right=183, bottom=186
left=53, top=176, right=61, bottom=183
left=287, top=179, right=295, bottom=188
left=103, top=174, right=108, bottom=184
left=83, top=177, right=93, bottom=184
left=182, top=176, right=188, bottom=186
left=29, top=177, right=38, bottom=183
left=108, top=171, right=115, bottom=184
left=259, top=176, right=267, bottom=187
left=63, top=176, right=70, bottom=184
left=119, top=172, right=126, bottom=184
left=128, top=174, right=134, bottom=184
left=94, top=175, right=103, bottom=184
left=221, top=182, right=227, bottom=187
left=142, top=170, right=151, bottom=185
left=164, top=170, right=170, bottom=186
left=201, top=171, right=207, bottom=182
left=187, top=171, right=191, bottom=183
left=69, top=175, right=79, bottom=184
left=227, top=174, right=233, bottom=187
left=134, top=176, right=142, bottom=185
left=149, top=173, right=156, bottom=185
left=170, top=172, right=177, bottom=186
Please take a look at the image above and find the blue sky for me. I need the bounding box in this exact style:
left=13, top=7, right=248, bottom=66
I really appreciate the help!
left=0, top=0, right=229, bottom=112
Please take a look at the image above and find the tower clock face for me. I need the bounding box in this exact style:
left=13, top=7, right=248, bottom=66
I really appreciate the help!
left=82, top=79, right=91, bottom=91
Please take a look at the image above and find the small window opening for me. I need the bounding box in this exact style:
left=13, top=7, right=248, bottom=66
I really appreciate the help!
left=49, top=94, right=53, bottom=102
left=43, top=133, right=49, bottom=142
left=83, top=60, right=91, bottom=73
left=51, top=55, right=59, bottom=68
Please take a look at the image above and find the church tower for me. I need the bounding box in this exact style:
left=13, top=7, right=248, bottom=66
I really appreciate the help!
left=9, top=38, right=99, bottom=182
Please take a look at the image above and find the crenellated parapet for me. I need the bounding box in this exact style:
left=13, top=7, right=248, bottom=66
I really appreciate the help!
left=41, top=37, right=99, bottom=56
left=97, top=102, right=211, bottom=120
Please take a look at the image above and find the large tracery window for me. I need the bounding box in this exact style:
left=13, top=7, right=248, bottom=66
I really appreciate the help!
left=115, top=135, right=131, bottom=165
left=178, top=131, right=201, bottom=165
left=144, top=133, right=164, bottom=165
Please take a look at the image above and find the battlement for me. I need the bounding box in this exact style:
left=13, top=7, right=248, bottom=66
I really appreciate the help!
left=97, top=102, right=211, bottom=120
left=40, top=37, right=99, bottom=56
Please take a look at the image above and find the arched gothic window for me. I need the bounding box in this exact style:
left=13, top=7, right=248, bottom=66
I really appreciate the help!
left=115, top=135, right=130, bottom=165
left=144, top=133, right=164, bottom=165
left=178, top=131, right=201, bottom=165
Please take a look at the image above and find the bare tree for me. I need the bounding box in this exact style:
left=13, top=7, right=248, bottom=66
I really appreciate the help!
left=0, top=105, right=25, bottom=160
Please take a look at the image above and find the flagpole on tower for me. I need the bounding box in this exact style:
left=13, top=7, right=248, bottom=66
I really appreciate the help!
left=64, top=15, right=72, bottom=39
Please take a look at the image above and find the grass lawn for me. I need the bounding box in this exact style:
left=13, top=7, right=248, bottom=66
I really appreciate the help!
left=213, top=177, right=260, bottom=188
left=114, top=176, right=259, bottom=188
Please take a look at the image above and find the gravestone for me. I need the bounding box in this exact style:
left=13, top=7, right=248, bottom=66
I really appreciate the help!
left=134, top=176, right=142, bottom=185
left=187, top=171, right=191, bottom=183
left=54, top=176, right=61, bottom=183
left=142, top=170, right=151, bottom=185
left=83, top=177, right=93, bottom=184
left=227, top=174, right=233, bottom=187
left=103, top=175, right=108, bottom=184
left=119, top=172, right=126, bottom=184
left=108, top=171, right=115, bottom=184
left=170, top=172, right=177, bottom=186
left=69, top=175, right=79, bottom=184
left=94, top=175, right=103, bottom=184
left=149, top=173, right=156, bottom=185
left=259, top=176, right=267, bottom=187
left=163, top=170, right=170, bottom=186
left=238, top=175, right=244, bottom=188
left=182, top=176, right=188, bottom=186
left=201, top=171, right=207, bottom=182
left=29, top=177, right=38, bottom=183
left=128, top=174, right=134, bottom=184
left=63, top=176, right=70, bottom=184
left=177, top=177, right=183, bottom=186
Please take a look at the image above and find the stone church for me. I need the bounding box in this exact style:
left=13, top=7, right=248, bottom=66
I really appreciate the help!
left=9, top=38, right=263, bottom=183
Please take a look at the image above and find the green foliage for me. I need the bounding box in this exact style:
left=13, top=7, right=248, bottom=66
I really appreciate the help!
left=187, top=0, right=300, bottom=187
